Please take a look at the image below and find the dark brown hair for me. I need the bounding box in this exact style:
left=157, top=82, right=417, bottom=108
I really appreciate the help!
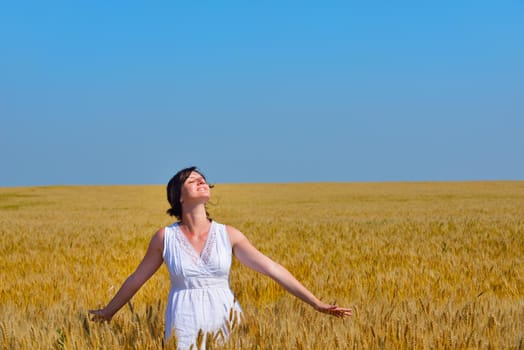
left=166, top=166, right=212, bottom=220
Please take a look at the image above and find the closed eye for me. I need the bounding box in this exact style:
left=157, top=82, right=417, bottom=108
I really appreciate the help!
left=187, top=177, right=206, bottom=184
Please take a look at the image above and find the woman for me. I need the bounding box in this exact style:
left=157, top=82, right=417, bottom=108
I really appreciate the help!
left=89, top=166, right=352, bottom=349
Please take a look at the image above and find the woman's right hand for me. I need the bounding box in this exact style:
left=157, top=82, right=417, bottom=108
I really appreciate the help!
left=88, top=308, right=112, bottom=322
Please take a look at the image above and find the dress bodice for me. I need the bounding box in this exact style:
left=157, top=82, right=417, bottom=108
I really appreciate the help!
left=162, top=221, right=241, bottom=349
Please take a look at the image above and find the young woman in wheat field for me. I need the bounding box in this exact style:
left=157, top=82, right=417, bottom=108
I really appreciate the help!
left=89, top=166, right=351, bottom=349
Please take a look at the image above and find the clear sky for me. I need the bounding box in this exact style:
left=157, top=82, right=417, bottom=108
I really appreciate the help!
left=1, top=1, right=523, bottom=186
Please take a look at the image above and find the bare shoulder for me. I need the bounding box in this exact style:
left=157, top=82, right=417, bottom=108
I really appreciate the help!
left=149, top=227, right=165, bottom=251
left=154, top=227, right=165, bottom=239
left=225, top=225, right=247, bottom=246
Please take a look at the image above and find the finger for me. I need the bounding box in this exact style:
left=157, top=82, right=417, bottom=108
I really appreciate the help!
left=91, top=315, right=107, bottom=322
left=88, top=309, right=107, bottom=322
left=89, top=312, right=100, bottom=319
left=332, top=308, right=352, bottom=317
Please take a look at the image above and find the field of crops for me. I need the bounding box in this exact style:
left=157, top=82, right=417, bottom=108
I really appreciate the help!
left=1, top=181, right=523, bottom=349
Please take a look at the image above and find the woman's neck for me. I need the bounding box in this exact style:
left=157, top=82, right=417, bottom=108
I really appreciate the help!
left=180, top=205, right=210, bottom=234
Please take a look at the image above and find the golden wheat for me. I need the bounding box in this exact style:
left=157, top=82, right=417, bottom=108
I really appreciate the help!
left=0, top=182, right=523, bottom=349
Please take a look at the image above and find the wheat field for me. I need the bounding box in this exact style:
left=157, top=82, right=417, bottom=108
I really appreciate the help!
left=0, top=181, right=523, bottom=349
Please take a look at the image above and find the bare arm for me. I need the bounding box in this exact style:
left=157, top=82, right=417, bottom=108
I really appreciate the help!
left=227, top=225, right=351, bottom=318
left=89, top=228, right=165, bottom=321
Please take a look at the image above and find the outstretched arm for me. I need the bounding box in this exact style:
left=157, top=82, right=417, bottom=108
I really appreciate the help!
left=227, top=225, right=352, bottom=318
left=89, top=228, right=165, bottom=321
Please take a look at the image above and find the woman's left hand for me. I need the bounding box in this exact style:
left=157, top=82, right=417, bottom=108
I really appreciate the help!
left=315, top=302, right=352, bottom=318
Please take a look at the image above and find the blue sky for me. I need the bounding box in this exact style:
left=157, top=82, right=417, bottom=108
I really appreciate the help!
left=1, top=1, right=523, bottom=186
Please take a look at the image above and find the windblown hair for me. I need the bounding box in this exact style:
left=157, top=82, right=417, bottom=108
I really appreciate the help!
left=166, top=166, right=212, bottom=221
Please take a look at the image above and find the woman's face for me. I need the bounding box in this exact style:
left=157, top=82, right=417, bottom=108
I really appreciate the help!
left=180, top=171, right=210, bottom=204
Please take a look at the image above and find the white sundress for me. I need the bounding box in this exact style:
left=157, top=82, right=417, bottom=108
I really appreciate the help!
left=162, top=220, right=242, bottom=349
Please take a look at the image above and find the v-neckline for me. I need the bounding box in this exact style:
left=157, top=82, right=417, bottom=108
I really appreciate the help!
left=176, top=221, right=214, bottom=260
